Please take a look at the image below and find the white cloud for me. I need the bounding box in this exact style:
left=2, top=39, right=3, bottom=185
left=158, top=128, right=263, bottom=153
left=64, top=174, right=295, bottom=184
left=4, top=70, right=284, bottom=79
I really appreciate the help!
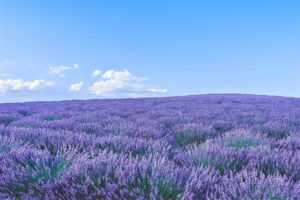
left=69, top=81, right=84, bottom=92
left=101, top=69, right=134, bottom=80
left=92, top=70, right=102, bottom=77
left=89, top=69, right=167, bottom=96
left=0, top=79, right=54, bottom=93
left=146, top=88, right=168, bottom=93
left=48, top=64, right=79, bottom=77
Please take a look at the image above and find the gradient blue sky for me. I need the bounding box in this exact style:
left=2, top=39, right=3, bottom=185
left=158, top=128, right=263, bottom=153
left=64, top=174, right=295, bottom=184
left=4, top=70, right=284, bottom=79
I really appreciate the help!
left=0, top=0, right=299, bottom=103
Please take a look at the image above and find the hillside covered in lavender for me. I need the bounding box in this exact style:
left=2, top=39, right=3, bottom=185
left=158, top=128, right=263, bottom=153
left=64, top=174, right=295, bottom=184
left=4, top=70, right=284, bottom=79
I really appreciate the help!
left=0, top=94, right=300, bottom=199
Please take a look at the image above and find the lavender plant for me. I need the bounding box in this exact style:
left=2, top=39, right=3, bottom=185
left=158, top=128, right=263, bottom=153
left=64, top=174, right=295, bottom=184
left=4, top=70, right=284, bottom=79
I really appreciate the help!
left=0, top=94, right=300, bottom=199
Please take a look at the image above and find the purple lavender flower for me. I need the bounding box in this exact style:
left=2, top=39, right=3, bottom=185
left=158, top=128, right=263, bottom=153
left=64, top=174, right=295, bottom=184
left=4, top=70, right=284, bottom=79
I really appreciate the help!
left=0, top=94, right=299, bottom=199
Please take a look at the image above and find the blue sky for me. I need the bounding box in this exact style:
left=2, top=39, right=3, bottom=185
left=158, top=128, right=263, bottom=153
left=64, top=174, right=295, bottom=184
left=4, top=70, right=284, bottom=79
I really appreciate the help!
left=0, top=0, right=299, bottom=103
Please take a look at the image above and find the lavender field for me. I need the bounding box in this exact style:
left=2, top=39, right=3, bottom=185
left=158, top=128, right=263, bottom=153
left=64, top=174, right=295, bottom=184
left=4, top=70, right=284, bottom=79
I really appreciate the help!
left=0, top=94, right=300, bottom=199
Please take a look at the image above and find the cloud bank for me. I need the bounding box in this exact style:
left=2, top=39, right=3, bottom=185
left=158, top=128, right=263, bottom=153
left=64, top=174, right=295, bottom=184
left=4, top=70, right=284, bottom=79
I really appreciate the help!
left=69, top=81, right=84, bottom=92
left=1, top=66, right=167, bottom=101
left=0, top=79, right=54, bottom=93
left=89, top=69, right=167, bottom=96
left=48, top=64, right=79, bottom=77
left=91, top=70, right=102, bottom=78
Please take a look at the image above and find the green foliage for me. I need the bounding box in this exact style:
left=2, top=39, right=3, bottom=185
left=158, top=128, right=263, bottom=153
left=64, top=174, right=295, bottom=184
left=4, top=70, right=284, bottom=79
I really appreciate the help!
left=225, top=137, right=261, bottom=149
left=156, top=180, right=183, bottom=200
left=175, top=131, right=206, bottom=147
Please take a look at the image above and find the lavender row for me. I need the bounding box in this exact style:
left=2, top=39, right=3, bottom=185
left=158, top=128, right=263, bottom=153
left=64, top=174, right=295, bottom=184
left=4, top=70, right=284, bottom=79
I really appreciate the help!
left=0, top=94, right=300, bottom=199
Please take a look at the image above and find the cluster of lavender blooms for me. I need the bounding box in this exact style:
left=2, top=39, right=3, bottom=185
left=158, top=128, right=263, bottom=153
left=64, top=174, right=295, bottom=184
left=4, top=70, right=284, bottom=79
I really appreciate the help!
left=0, top=94, right=300, bottom=199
